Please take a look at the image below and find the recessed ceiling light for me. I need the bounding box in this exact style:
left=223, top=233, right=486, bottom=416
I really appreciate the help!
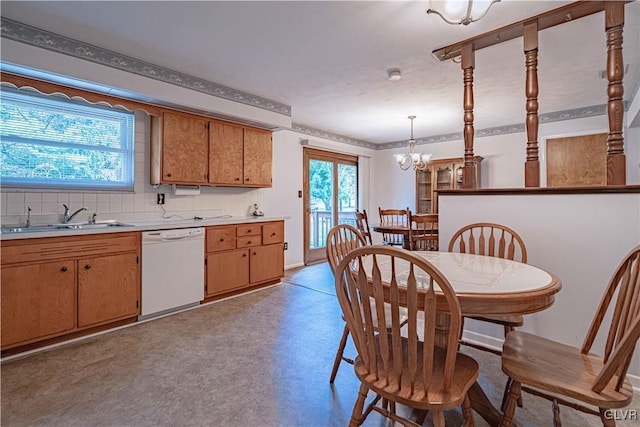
left=387, top=68, right=402, bottom=81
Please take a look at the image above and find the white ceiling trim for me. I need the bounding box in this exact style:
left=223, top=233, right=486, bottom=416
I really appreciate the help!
left=0, top=18, right=291, bottom=117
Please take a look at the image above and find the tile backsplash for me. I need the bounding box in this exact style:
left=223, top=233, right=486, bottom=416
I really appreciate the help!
left=1, top=111, right=264, bottom=225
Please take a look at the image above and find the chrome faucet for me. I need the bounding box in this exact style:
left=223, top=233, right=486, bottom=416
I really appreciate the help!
left=62, top=204, right=87, bottom=223
left=90, top=212, right=98, bottom=225
left=26, top=205, right=32, bottom=228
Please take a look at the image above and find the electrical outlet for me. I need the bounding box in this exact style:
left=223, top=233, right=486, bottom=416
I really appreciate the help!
left=284, top=242, right=288, bottom=250
left=156, top=193, right=165, bottom=205
left=298, top=190, right=302, bottom=198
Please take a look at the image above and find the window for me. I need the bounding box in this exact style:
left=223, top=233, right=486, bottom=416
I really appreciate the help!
left=0, top=88, right=134, bottom=191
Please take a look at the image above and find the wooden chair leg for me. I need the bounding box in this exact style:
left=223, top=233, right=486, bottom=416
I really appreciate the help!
left=330, top=324, right=350, bottom=383
left=462, top=394, right=475, bottom=427
left=349, top=383, right=369, bottom=427
left=552, top=399, right=562, bottom=427
left=432, top=410, right=445, bottom=427
left=599, top=408, right=616, bottom=427
left=500, top=379, right=521, bottom=427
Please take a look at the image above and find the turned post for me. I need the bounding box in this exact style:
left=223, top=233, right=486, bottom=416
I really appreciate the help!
left=605, top=0, right=626, bottom=185
left=461, top=45, right=476, bottom=189
left=524, top=22, right=540, bottom=188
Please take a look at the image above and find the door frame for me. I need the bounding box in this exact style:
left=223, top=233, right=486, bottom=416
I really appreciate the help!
left=303, top=147, right=358, bottom=265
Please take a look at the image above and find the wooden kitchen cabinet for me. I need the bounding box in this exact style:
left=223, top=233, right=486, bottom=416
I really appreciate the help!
left=1, top=261, right=76, bottom=347
left=242, top=127, right=272, bottom=187
left=205, top=221, right=284, bottom=299
left=152, top=110, right=273, bottom=188
left=1, top=232, right=141, bottom=352
left=206, top=249, right=250, bottom=295
left=415, top=156, right=483, bottom=214
left=249, top=243, right=284, bottom=284
left=77, top=253, right=139, bottom=328
left=162, top=111, right=209, bottom=184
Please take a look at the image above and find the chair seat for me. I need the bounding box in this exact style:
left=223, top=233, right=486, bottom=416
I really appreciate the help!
left=469, top=314, right=523, bottom=327
left=355, top=335, right=479, bottom=411
left=502, top=331, right=634, bottom=408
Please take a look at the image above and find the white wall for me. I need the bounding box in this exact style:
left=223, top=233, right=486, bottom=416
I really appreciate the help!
left=438, top=193, right=640, bottom=386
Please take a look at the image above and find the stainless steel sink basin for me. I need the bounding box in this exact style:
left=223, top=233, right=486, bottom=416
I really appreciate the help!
left=51, top=222, right=132, bottom=229
left=2, top=222, right=133, bottom=234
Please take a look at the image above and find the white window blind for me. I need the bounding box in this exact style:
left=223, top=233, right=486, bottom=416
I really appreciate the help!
left=0, top=88, right=134, bottom=191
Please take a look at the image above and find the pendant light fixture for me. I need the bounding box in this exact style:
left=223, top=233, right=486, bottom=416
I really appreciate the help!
left=394, top=115, right=431, bottom=171
left=427, top=0, right=500, bottom=26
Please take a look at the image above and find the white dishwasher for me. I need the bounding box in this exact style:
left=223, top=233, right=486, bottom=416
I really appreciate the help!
left=141, top=227, right=205, bottom=319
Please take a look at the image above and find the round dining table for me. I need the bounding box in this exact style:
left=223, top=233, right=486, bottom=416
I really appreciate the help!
left=364, top=250, right=562, bottom=425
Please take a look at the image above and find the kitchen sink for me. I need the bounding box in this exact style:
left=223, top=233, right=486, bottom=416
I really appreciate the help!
left=2, top=222, right=133, bottom=234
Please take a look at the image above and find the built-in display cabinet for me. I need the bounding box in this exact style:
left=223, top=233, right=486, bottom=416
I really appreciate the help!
left=415, top=157, right=482, bottom=214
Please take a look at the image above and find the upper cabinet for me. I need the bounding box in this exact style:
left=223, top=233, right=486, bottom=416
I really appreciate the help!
left=162, top=111, right=209, bottom=184
left=152, top=111, right=273, bottom=188
left=208, top=122, right=272, bottom=187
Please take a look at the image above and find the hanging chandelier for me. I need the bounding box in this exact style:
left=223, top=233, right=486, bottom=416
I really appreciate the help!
left=394, top=115, right=432, bottom=171
left=427, top=0, right=500, bottom=26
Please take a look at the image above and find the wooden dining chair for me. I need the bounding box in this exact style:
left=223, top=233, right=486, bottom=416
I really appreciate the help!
left=409, top=213, right=438, bottom=251
left=501, top=244, right=640, bottom=427
left=448, top=223, right=528, bottom=409
left=354, top=209, right=373, bottom=245
left=325, top=224, right=407, bottom=383
left=378, top=207, right=410, bottom=247
left=334, top=245, right=479, bottom=427
left=448, top=223, right=528, bottom=347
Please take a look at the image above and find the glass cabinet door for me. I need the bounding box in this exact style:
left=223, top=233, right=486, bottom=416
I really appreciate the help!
left=416, top=169, right=432, bottom=213
left=436, top=166, right=453, bottom=191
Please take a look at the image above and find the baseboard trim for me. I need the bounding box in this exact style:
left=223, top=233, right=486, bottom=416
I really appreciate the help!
left=461, top=330, right=640, bottom=392
left=285, top=262, right=305, bottom=270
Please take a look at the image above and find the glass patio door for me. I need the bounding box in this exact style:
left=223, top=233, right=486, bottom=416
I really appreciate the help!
left=303, top=148, right=358, bottom=264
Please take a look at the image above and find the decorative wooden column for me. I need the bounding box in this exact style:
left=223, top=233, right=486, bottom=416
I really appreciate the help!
left=605, top=1, right=626, bottom=185
left=524, top=22, right=540, bottom=187
left=461, top=45, right=476, bottom=189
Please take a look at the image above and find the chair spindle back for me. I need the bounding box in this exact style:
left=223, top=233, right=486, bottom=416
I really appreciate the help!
left=378, top=207, right=411, bottom=246
left=334, top=245, right=463, bottom=398
left=354, top=209, right=373, bottom=245
left=326, top=224, right=367, bottom=274
left=409, top=214, right=439, bottom=251
left=448, top=222, right=527, bottom=263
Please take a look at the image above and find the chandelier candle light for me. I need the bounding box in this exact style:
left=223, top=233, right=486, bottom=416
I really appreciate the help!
left=394, top=115, right=432, bottom=171
left=427, top=0, right=500, bottom=25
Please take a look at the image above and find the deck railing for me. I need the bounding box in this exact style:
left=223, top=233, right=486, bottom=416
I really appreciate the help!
left=309, top=210, right=356, bottom=249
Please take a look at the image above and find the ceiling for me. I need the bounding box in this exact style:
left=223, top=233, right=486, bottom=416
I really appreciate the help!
left=1, top=1, right=639, bottom=145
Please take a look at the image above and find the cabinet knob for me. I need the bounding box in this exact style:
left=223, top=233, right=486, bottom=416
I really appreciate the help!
left=245, top=178, right=250, bottom=181
left=271, top=232, right=276, bottom=236
left=167, top=173, right=172, bottom=177
left=85, top=264, right=91, bottom=270
left=253, top=252, right=257, bottom=256
left=220, top=238, right=224, bottom=242
left=60, top=266, right=68, bottom=272
left=247, top=241, right=252, bottom=244
left=242, top=253, right=247, bottom=257
left=235, top=177, right=240, bottom=181
left=247, top=230, right=251, bottom=233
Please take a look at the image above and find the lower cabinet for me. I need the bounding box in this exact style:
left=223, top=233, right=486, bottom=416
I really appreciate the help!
left=1, top=261, right=76, bottom=347
left=205, top=221, right=284, bottom=298
left=1, top=233, right=141, bottom=351
left=77, top=253, right=139, bottom=328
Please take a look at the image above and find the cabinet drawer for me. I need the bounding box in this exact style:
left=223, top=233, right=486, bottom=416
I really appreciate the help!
left=207, top=227, right=236, bottom=252
left=237, top=236, right=262, bottom=248
left=262, top=222, right=284, bottom=245
left=236, top=224, right=261, bottom=237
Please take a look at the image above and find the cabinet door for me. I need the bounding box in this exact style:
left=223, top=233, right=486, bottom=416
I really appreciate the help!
left=209, top=121, right=244, bottom=185
left=206, top=249, right=250, bottom=296
left=162, top=111, right=209, bottom=184
left=416, top=168, right=433, bottom=214
left=78, top=253, right=139, bottom=328
left=243, top=128, right=272, bottom=187
left=1, top=261, right=76, bottom=347
left=250, top=243, right=284, bottom=284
